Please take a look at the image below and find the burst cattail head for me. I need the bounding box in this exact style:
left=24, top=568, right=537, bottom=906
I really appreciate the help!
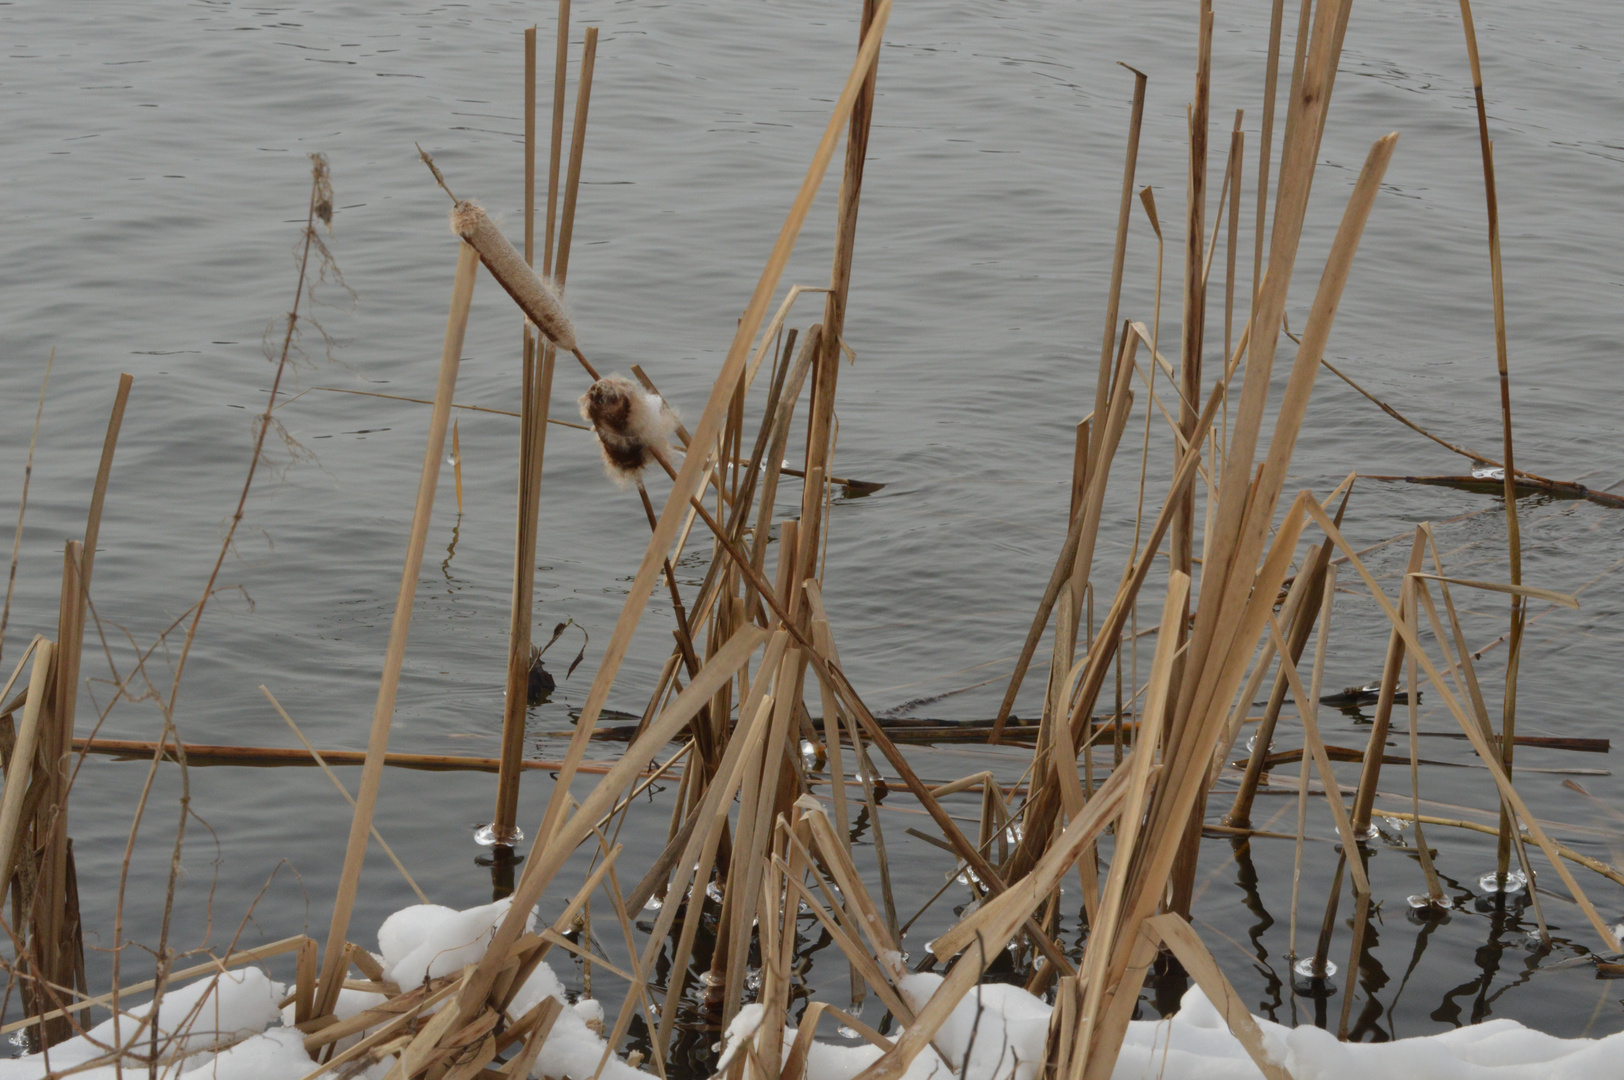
left=448, top=199, right=577, bottom=352
left=579, top=375, right=679, bottom=484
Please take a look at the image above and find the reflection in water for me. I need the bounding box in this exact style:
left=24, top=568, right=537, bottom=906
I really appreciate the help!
left=721, top=834, right=1613, bottom=1051
left=1229, top=838, right=1285, bottom=1019
left=441, top=517, right=464, bottom=590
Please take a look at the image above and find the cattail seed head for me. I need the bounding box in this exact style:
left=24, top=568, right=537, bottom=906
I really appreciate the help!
left=579, top=375, right=679, bottom=485
left=448, top=199, right=577, bottom=352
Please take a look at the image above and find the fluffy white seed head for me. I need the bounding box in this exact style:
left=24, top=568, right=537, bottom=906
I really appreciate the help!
left=578, top=375, right=679, bottom=485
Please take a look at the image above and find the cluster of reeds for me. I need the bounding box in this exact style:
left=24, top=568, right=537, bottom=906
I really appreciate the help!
left=6, top=0, right=1624, bottom=1077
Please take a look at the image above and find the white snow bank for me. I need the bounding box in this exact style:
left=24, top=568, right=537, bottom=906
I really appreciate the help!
left=0, top=899, right=649, bottom=1080
left=719, top=978, right=1624, bottom=1080
left=1112, top=984, right=1624, bottom=1079
left=0, top=968, right=285, bottom=1080
left=377, top=900, right=644, bottom=1080
left=378, top=898, right=536, bottom=987
left=715, top=1003, right=955, bottom=1080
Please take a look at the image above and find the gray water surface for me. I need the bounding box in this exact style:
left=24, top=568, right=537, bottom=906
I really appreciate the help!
left=3, top=0, right=1624, bottom=1058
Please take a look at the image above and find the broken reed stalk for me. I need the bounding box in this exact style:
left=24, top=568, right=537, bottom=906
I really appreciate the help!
left=797, top=0, right=879, bottom=642
left=314, top=240, right=478, bottom=1019
left=1091, top=64, right=1148, bottom=460
left=525, top=25, right=537, bottom=264
left=0, top=640, right=53, bottom=895
left=553, top=24, right=597, bottom=294
left=544, top=1, right=569, bottom=277
left=1166, top=1, right=1224, bottom=906
left=1169, top=0, right=1213, bottom=671
left=1458, top=0, right=1525, bottom=885
left=69, top=737, right=649, bottom=777
left=21, top=375, right=133, bottom=1033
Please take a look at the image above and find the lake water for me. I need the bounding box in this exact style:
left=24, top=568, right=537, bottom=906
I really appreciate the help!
left=3, top=0, right=1624, bottom=1063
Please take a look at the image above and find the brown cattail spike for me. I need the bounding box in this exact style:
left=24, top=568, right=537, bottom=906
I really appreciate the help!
left=579, top=375, right=679, bottom=484
left=448, top=199, right=577, bottom=352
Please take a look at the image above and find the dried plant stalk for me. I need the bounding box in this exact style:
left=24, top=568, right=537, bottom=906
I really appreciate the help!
left=315, top=240, right=479, bottom=1018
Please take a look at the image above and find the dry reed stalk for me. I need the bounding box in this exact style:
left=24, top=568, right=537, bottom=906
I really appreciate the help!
left=1221, top=539, right=1330, bottom=827
left=1142, top=914, right=1293, bottom=1080
left=1403, top=571, right=1446, bottom=906
left=1457, top=0, right=1525, bottom=884
left=1165, top=128, right=1395, bottom=908
left=553, top=24, right=597, bottom=295
left=1166, top=0, right=1349, bottom=768
left=525, top=25, right=537, bottom=264
left=1059, top=334, right=1140, bottom=679
left=801, top=0, right=880, bottom=581
left=0, top=353, right=53, bottom=666
left=1077, top=493, right=1308, bottom=1080
left=1006, top=327, right=1247, bottom=881
left=990, top=327, right=1137, bottom=742
left=1348, top=527, right=1427, bottom=835
left=1090, top=64, right=1148, bottom=463
left=314, top=240, right=479, bottom=1019
left=1223, top=114, right=1243, bottom=371
left=495, top=18, right=563, bottom=839
left=0, top=934, right=307, bottom=1038
left=451, top=418, right=464, bottom=514
left=60, top=369, right=131, bottom=744
left=1124, top=189, right=1164, bottom=739
left=544, top=1, right=569, bottom=276
left=518, top=4, right=894, bottom=911
left=1198, top=111, right=1241, bottom=296
left=494, top=327, right=549, bottom=847
left=455, top=625, right=772, bottom=1034
left=1070, top=575, right=1188, bottom=1059
left=1304, top=499, right=1620, bottom=952
left=1169, top=0, right=1214, bottom=742
left=0, top=641, right=53, bottom=895
left=1252, top=0, right=1287, bottom=314
left=68, top=737, right=648, bottom=776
